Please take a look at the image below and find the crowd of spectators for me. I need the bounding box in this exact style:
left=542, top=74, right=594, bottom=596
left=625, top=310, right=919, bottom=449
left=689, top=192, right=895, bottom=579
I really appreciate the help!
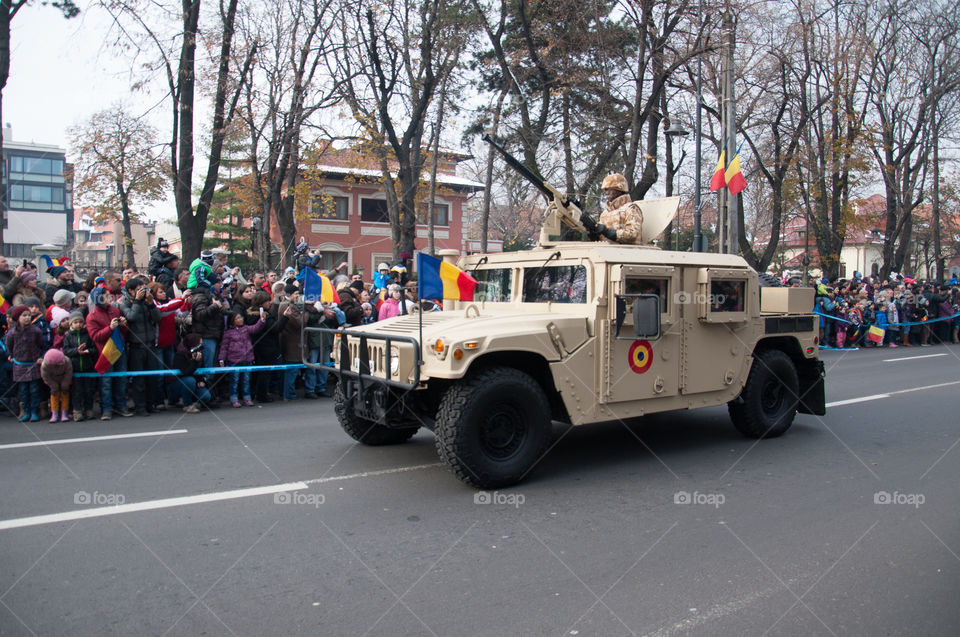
left=809, top=272, right=960, bottom=349
left=0, top=241, right=426, bottom=423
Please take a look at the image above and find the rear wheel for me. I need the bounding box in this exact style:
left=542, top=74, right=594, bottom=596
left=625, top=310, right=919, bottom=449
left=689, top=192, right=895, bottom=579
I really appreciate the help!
left=729, top=349, right=799, bottom=438
left=435, top=367, right=552, bottom=489
left=334, top=382, right=419, bottom=445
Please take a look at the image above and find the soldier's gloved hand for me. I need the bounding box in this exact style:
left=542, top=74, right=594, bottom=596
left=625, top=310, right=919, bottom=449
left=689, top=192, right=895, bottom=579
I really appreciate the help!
left=596, top=224, right=618, bottom=241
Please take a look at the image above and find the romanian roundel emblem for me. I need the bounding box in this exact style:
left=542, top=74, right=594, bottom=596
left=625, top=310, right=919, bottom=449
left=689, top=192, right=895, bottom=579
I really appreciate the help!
left=628, top=340, right=653, bottom=374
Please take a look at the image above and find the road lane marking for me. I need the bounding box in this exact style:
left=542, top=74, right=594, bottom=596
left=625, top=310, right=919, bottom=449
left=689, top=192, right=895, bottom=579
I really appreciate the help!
left=0, top=463, right=444, bottom=531
left=0, top=430, right=189, bottom=451
left=303, top=463, right=444, bottom=485
left=883, top=353, right=947, bottom=362
left=0, top=482, right=309, bottom=531
left=826, top=379, right=960, bottom=409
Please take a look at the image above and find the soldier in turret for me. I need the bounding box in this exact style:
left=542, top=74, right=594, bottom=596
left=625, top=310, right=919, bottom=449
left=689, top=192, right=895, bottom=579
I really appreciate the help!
left=598, top=173, right=643, bottom=245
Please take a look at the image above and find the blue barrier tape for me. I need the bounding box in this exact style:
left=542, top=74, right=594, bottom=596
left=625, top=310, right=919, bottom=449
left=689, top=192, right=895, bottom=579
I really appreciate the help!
left=819, top=346, right=860, bottom=351
left=814, top=310, right=959, bottom=328
left=74, top=363, right=307, bottom=378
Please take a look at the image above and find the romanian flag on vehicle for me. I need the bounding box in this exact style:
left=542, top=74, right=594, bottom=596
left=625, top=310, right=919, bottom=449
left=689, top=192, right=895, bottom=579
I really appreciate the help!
left=710, top=149, right=726, bottom=192
left=0, top=291, right=8, bottom=314
left=417, top=252, right=477, bottom=301
left=724, top=148, right=747, bottom=195
left=298, top=267, right=339, bottom=304
left=95, top=327, right=125, bottom=375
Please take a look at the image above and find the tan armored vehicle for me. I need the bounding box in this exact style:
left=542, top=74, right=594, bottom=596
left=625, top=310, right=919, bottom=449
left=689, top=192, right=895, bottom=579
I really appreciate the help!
left=313, top=139, right=824, bottom=488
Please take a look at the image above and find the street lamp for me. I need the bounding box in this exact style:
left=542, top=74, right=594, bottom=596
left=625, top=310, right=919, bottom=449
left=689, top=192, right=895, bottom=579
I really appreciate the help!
left=665, top=124, right=689, bottom=250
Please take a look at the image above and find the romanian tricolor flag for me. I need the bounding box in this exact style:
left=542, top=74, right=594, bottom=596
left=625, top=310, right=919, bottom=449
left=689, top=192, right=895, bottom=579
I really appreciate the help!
left=725, top=149, right=747, bottom=195
left=40, top=254, right=68, bottom=269
left=95, top=327, right=125, bottom=375
left=0, top=292, right=8, bottom=315
left=298, top=268, right=339, bottom=304
left=417, top=252, right=477, bottom=301
left=710, top=149, right=726, bottom=192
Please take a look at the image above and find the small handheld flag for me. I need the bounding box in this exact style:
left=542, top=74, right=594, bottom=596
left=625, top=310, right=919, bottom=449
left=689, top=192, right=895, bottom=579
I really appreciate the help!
left=710, top=149, right=726, bottom=192
left=866, top=325, right=885, bottom=344
left=417, top=253, right=477, bottom=302
left=95, top=327, right=125, bottom=375
left=297, top=268, right=339, bottom=304
left=40, top=254, right=68, bottom=269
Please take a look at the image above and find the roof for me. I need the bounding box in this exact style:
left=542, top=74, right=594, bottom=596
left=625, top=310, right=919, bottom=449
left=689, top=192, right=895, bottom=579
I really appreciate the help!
left=461, top=241, right=752, bottom=269
left=309, top=164, right=485, bottom=193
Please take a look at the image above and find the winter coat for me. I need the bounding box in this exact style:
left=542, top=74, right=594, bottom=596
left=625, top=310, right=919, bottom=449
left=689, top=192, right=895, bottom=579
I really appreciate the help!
left=278, top=301, right=319, bottom=362
left=41, top=354, right=72, bottom=393
left=155, top=266, right=176, bottom=298
left=218, top=320, right=266, bottom=364
left=252, top=306, right=287, bottom=363
left=155, top=298, right=185, bottom=348
left=62, top=328, right=96, bottom=374
left=41, top=278, right=82, bottom=306
left=190, top=288, right=225, bottom=340
left=378, top=297, right=400, bottom=321
left=187, top=258, right=214, bottom=289
left=336, top=289, right=364, bottom=326
left=6, top=325, right=43, bottom=382
left=231, top=298, right=260, bottom=326
left=86, top=304, right=128, bottom=353
left=120, top=292, right=161, bottom=348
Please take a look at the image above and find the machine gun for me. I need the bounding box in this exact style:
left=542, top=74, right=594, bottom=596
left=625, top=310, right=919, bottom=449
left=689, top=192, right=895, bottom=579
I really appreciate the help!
left=481, top=134, right=618, bottom=246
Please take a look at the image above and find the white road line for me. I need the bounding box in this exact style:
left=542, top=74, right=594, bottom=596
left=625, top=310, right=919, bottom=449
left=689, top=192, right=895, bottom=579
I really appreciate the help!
left=826, top=379, right=960, bottom=409
left=0, top=482, right=308, bottom=531
left=0, top=463, right=444, bottom=532
left=0, top=429, right=189, bottom=451
left=303, top=463, right=444, bottom=485
left=883, top=353, right=948, bottom=362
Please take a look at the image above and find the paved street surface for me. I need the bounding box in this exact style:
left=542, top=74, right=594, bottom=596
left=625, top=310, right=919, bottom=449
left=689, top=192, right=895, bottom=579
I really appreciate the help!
left=1, top=344, right=959, bottom=636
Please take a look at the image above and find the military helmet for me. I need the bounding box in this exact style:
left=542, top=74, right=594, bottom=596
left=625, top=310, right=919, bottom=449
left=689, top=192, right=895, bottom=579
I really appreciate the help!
left=601, top=173, right=629, bottom=193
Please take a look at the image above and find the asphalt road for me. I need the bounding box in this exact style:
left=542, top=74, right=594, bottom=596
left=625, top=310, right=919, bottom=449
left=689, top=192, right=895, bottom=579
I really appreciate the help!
left=1, top=344, right=959, bottom=637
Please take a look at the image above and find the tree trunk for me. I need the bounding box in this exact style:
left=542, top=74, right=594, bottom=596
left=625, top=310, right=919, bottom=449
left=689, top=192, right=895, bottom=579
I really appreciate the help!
left=481, top=88, right=507, bottom=253
left=173, top=0, right=201, bottom=263
left=932, top=118, right=943, bottom=284
left=117, top=182, right=136, bottom=268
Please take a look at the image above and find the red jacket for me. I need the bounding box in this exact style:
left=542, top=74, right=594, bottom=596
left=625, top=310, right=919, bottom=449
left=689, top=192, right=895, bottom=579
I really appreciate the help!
left=156, top=298, right=185, bottom=348
left=86, top=304, right=128, bottom=353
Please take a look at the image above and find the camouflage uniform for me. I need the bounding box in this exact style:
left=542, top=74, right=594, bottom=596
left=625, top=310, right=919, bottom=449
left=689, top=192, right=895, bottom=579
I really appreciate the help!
left=599, top=193, right=643, bottom=245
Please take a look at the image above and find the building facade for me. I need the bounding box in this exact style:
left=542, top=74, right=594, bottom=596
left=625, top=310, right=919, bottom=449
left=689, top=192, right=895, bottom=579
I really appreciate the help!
left=1, top=124, right=73, bottom=259
left=71, top=210, right=157, bottom=271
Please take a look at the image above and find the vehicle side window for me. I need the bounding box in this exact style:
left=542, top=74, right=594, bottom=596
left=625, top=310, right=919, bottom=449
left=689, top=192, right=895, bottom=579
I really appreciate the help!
left=474, top=268, right=513, bottom=302
left=710, top=280, right=745, bottom=312
left=523, top=265, right=588, bottom=303
left=625, top=278, right=669, bottom=313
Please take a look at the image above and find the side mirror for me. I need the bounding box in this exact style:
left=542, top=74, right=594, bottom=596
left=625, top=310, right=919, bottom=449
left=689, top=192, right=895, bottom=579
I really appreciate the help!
left=632, top=294, right=660, bottom=340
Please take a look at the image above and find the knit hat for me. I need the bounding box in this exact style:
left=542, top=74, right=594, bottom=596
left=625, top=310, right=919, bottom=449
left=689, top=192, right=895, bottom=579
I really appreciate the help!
left=23, top=296, right=42, bottom=308
left=349, top=280, right=365, bottom=293
left=43, top=348, right=66, bottom=365
left=20, top=271, right=37, bottom=285
left=89, top=287, right=109, bottom=307
left=8, top=305, right=28, bottom=323
left=68, top=311, right=84, bottom=323
left=283, top=266, right=296, bottom=278
left=284, top=282, right=299, bottom=295
left=200, top=250, right=215, bottom=265
left=158, top=238, right=169, bottom=249
left=53, top=289, right=76, bottom=306
left=47, top=265, right=68, bottom=280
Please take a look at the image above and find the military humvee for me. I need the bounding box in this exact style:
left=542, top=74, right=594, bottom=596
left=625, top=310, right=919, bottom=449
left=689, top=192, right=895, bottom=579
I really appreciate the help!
left=313, top=236, right=824, bottom=489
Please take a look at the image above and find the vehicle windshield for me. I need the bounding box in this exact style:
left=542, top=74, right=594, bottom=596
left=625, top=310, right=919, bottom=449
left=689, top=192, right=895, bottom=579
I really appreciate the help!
left=473, top=267, right=513, bottom=302
left=522, top=265, right=588, bottom=303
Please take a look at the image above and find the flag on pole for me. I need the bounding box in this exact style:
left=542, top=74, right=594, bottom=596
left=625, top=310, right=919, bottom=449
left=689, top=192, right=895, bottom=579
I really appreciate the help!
left=710, top=149, right=726, bottom=192
left=95, top=327, right=125, bottom=374
left=724, top=149, right=747, bottom=195
left=417, top=253, right=477, bottom=301
left=297, top=267, right=339, bottom=303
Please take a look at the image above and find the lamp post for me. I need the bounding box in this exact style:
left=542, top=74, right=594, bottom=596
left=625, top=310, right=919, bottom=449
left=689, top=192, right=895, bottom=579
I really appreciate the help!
left=665, top=123, right=689, bottom=250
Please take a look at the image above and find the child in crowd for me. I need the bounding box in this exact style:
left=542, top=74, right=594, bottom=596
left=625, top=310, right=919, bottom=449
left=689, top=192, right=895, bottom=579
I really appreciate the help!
left=218, top=311, right=266, bottom=407
left=62, top=312, right=96, bottom=421
left=40, top=348, right=72, bottom=422
left=5, top=305, right=43, bottom=422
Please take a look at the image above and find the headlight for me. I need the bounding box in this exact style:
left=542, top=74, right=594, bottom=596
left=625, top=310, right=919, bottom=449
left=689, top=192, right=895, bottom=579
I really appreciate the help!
left=390, top=347, right=400, bottom=375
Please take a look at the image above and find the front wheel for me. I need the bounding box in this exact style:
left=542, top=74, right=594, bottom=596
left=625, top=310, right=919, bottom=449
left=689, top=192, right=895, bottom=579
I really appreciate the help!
left=434, top=367, right=553, bottom=489
left=333, top=382, right=419, bottom=445
left=728, top=349, right=799, bottom=438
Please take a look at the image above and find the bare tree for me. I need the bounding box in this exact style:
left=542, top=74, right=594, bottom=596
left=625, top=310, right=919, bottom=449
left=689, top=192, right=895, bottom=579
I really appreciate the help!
left=68, top=106, right=167, bottom=267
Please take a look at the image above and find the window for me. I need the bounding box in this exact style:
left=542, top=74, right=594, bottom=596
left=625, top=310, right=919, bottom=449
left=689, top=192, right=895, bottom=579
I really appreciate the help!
left=417, top=203, right=449, bottom=226
left=311, top=194, right=348, bottom=220
left=474, top=268, right=513, bottom=302
left=709, top=280, right=745, bottom=312
left=9, top=156, right=63, bottom=176
left=10, top=184, right=63, bottom=204
left=361, top=198, right=390, bottom=223
left=625, top=278, right=669, bottom=312
left=523, top=265, right=588, bottom=304
left=315, top=250, right=348, bottom=272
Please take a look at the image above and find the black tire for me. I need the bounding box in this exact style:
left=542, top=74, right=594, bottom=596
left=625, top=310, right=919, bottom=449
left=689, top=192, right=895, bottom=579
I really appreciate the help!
left=333, top=382, right=419, bottom=446
left=434, top=367, right=552, bottom=489
left=757, top=272, right=783, bottom=287
left=728, top=349, right=799, bottom=438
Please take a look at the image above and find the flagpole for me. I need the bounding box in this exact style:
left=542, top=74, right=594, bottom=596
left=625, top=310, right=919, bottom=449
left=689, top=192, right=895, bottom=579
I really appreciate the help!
left=416, top=253, right=424, bottom=367
left=693, top=0, right=704, bottom=253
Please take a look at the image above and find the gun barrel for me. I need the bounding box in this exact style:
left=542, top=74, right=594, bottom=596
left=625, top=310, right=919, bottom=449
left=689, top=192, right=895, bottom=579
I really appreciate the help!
left=481, top=134, right=554, bottom=203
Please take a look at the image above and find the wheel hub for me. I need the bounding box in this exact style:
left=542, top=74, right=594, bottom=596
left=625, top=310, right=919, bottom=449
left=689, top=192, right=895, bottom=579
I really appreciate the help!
left=479, top=405, right=525, bottom=459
